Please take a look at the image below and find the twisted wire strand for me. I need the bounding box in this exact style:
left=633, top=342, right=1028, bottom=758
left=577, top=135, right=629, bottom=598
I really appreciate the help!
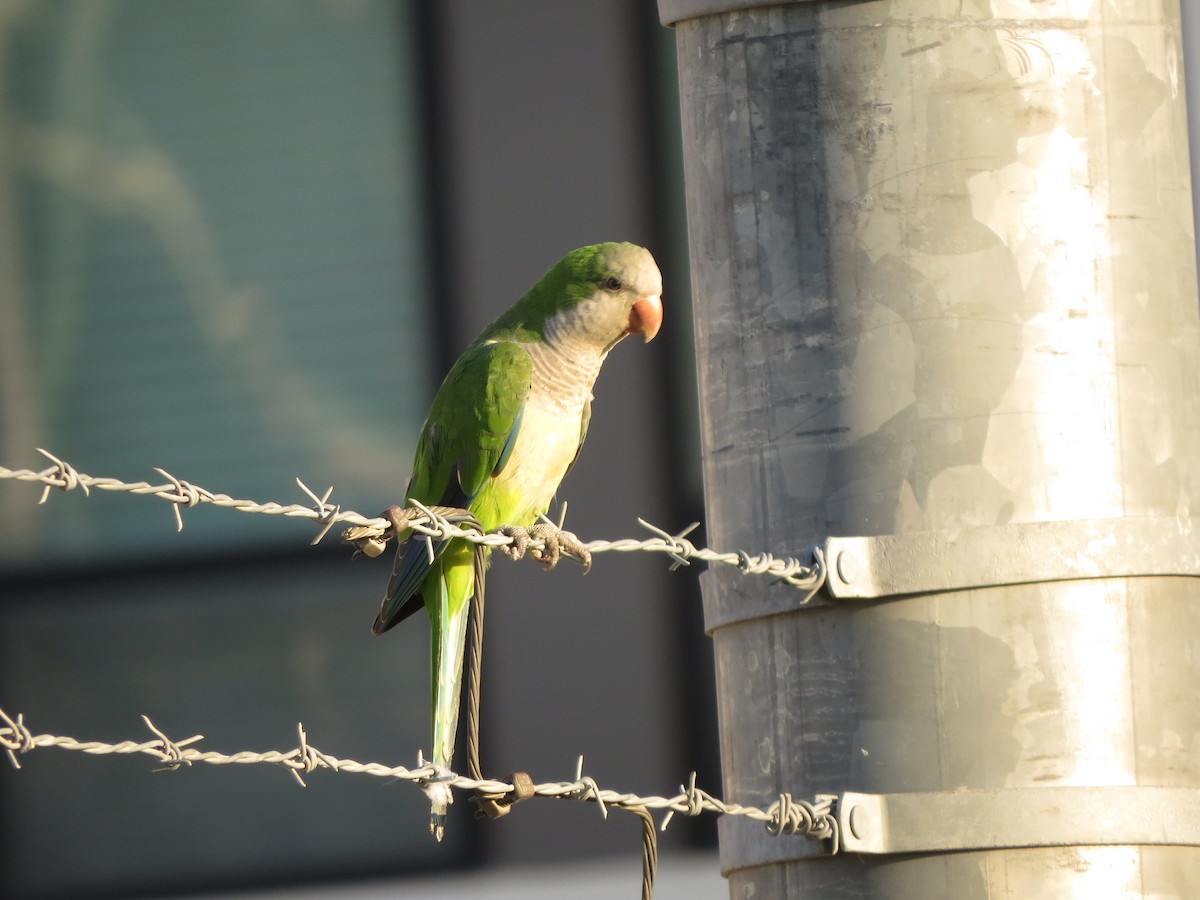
left=0, top=450, right=826, bottom=593
left=0, top=451, right=838, bottom=896
left=0, top=706, right=838, bottom=845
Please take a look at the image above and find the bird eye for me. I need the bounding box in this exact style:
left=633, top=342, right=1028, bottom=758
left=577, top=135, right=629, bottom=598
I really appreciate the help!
left=603, top=276, right=624, bottom=292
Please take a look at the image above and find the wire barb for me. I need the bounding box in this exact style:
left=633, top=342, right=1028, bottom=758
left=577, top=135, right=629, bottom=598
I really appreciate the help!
left=296, top=479, right=341, bottom=546
left=0, top=708, right=35, bottom=769
left=659, top=771, right=713, bottom=831
left=571, top=756, right=608, bottom=819
left=153, top=467, right=215, bottom=531
left=35, top=448, right=88, bottom=503
left=765, top=792, right=840, bottom=851
left=636, top=519, right=700, bottom=571
left=140, top=715, right=202, bottom=772
left=292, top=722, right=333, bottom=787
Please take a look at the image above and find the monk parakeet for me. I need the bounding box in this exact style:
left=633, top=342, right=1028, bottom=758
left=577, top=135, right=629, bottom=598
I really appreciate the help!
left=372, top=242, right=663, bottom=840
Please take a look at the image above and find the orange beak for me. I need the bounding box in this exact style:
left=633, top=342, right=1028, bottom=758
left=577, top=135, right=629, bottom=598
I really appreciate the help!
left=628, top=294, right=663, bottom=343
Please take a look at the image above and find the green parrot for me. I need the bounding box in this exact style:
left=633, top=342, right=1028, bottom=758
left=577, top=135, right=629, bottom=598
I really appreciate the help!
left=372, top=242, right=663, bottom=840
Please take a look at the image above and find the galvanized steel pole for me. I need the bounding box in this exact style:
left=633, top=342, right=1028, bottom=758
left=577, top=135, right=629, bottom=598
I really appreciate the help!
left=661, top=1, right=1200, bottom=897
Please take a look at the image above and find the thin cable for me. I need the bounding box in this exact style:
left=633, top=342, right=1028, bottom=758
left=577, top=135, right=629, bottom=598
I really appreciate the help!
left=0, top=451, right=826, bottom=594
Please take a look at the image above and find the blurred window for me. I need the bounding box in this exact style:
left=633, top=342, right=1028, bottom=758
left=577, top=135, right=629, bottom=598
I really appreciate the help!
left=1, top=0, right=434, bottom=569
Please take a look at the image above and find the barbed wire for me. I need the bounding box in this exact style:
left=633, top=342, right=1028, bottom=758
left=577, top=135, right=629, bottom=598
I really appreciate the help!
left=0, top=705, right=840, bottom=848
left=0, top=450, right=833, bottom=896
left=0, top=449, right=826, bottom=594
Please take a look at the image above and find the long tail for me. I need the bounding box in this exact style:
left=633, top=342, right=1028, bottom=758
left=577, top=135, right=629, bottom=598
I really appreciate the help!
left=425, top=547, right=473, bottom=841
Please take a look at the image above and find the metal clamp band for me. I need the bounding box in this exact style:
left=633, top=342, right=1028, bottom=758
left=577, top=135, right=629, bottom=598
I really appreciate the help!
left=719, top=786, right=1200, bottom=874
left=826, top=516, right=1200, bottom=599
left=703, top=517, right=1200, bottom=632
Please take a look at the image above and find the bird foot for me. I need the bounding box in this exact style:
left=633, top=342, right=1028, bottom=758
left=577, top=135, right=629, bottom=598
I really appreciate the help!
left=500, top=523, right=591, bottom=573
left=498, top=524, right=531, bottom=562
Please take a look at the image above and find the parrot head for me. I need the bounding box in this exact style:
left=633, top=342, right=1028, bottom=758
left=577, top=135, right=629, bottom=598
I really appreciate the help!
left=486, top=242, right=663, bottom=353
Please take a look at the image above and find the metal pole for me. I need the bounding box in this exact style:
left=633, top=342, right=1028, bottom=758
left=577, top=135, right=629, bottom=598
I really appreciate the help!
left=661, top=1, right=1200, bottom=897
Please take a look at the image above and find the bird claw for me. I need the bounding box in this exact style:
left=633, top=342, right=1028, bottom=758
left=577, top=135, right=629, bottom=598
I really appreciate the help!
left=498, top=523, right=591, bottom=572
left=528, top=523, right=592, bottom=573
left=499, top=525, right=532, bottom=562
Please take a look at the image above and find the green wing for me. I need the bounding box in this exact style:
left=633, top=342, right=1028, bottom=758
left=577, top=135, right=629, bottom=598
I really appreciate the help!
left=373, top=340, right=533, bottom=633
